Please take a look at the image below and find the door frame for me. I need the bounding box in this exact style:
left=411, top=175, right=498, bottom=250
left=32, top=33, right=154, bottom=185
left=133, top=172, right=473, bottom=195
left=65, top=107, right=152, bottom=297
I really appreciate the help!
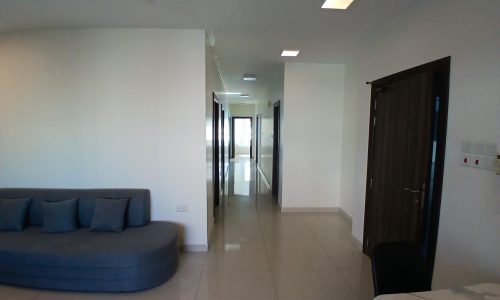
left=363, top=57, right=450, bottom=282
left=255, top=114, right=262, bottom=164
left=231, top=117, right=253, bottom=159
left=272, top=101, right=281, bottom=198
left=212, top=93, right=222, bottom=209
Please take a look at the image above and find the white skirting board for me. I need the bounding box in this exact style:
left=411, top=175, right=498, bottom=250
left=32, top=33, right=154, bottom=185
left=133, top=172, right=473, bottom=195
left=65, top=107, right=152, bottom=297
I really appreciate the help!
left=280, top=207, right=340, bottom=213
left=180, top=244, right=208, bottom=252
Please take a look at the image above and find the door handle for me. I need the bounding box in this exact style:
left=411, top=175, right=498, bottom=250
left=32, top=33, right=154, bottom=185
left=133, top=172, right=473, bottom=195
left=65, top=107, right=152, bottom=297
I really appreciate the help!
left=403, top=184, right=426, bottom=211
left=403, top=187, right=420, bottom=193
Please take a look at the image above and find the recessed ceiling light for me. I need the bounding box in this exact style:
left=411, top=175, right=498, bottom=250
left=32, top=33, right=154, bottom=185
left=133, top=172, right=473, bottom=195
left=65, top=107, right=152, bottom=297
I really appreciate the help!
left=281, top=49, right=300, bottom=57
left=321, top=0, right=354, bottom=9
left=243, top=74, right=257, bottom=81
left=240, top=94, right=250, bottom=98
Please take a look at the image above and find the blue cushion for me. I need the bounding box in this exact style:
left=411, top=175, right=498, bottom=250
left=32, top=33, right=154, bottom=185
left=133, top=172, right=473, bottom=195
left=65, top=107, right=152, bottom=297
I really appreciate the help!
left=0, top=198, right=31, bottom=231
left=90, top=198, right=129, bottom=232
left=42, top=198, right=78, bottom=233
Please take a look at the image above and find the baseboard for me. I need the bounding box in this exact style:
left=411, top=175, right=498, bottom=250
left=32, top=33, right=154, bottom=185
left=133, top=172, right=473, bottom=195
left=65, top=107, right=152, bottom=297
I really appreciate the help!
left=351, top=235, right=363, bottom=251
left=281, top=207, right=340, bottom=213
left=180, top=244, right=208, bottom=252
left=339, top=208, right=353, bottom=226
left=257, top=165, right=272, bottom=191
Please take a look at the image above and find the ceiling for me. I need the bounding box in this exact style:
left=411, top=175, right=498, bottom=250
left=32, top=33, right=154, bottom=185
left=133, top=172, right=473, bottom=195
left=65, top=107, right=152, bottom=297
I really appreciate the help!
left=0, top=0, right=418, bottom=104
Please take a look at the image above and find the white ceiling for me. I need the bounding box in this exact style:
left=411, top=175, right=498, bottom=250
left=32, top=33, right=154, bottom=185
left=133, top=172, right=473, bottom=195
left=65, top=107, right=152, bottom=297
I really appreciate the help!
left=0, top=0, right=418, bottom=103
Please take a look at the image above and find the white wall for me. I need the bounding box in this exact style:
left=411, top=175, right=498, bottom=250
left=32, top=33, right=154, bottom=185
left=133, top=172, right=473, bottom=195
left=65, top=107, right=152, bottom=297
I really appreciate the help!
left=282, top=63, right=345, bottom=209
left=342, top=0, right=500, bottom=288
left=0, top=29, right=209, bottom=248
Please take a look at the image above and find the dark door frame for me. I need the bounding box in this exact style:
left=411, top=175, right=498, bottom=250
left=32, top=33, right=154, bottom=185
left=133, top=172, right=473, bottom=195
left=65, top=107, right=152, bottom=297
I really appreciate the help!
left=255, top=114, right=261, bottom=164
left=231, top=117, right=253, bottom=159
left=221, top=108, right=226, bottom=187
left=212, top=93, right=222, bottom=209
left=272, top=101, right=281, bottom=198
left=363, top=57, right=451, bottom=285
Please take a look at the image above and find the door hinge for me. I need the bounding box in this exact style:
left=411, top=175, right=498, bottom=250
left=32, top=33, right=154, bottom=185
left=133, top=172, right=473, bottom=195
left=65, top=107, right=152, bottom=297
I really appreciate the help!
left=370, top=178, right=373, bottom=189
left=366, top=238, right=370, bottom=248
left=374, top=100, right=377, bottom=111
left=373, top=117, right=377, bottom=127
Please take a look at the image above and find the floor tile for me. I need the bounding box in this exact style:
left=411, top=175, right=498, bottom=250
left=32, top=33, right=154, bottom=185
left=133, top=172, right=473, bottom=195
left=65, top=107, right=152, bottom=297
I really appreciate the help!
left=340, top=267, right=374, bottom=300
left=0, top=284, right=39, bottom=300
left=196, top=271, right=277, bottom=300
left=272, top=270, right=356, bottom=300
left=206, top=241, right=270, bottom=271
left=265, top=239, right=335, bottom=270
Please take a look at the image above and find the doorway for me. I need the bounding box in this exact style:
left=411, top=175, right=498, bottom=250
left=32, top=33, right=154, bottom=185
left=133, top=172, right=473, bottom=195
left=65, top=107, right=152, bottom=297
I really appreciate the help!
left=231, top=117, right=253, bottom=159
left=363, top=57, right=450, bottom=285
left=272, top=101, right=281, bottom=198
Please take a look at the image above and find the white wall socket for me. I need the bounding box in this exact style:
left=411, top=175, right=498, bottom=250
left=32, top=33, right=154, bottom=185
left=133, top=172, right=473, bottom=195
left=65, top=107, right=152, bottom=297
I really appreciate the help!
left=176, top=205, right=188, bottom=213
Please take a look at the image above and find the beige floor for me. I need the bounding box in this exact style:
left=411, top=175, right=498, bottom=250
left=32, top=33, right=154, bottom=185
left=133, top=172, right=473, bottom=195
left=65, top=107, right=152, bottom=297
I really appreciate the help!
left=0, top=156, right=374, bottom=300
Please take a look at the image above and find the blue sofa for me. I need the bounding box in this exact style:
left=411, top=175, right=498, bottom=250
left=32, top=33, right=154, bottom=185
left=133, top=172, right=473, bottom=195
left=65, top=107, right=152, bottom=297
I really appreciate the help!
left=0, top=188, right=178, bottom=292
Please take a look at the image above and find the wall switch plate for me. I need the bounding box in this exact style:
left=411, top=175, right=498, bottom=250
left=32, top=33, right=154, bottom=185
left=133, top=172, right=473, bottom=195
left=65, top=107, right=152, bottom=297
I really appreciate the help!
left=176, top=205, right=188, bottom=213
left=470, top=155, right=481, bottom=169
left=461, top=140, right=472, bottom=153
left=479, top=156, right=495, bottom=171
left=472, top=142, right=485, bottom=155
left=460, top=154, right=471, bottom=167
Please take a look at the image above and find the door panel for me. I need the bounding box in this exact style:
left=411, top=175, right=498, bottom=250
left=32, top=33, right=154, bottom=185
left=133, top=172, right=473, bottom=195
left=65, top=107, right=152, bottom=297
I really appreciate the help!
left=367, top=72, right=433, bottom=252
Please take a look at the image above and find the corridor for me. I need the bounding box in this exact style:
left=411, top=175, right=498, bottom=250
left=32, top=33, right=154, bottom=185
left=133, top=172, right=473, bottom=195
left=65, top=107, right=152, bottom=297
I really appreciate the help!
left=0, top=157, right=373, bottom=300
left=199, top=156, right=374, bottom=299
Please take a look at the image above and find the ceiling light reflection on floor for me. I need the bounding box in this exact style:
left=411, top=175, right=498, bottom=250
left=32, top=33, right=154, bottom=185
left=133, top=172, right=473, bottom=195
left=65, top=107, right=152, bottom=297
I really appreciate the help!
left=224, top=244, right=241, bottom=251
left=321, top=0, right=354, bottom=9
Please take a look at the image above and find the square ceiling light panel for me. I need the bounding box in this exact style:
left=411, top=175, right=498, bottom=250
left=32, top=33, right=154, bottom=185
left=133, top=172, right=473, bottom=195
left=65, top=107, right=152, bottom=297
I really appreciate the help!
left=322, top=0, right=354, bottom=9
left=281, top=50, right=300, bottom=57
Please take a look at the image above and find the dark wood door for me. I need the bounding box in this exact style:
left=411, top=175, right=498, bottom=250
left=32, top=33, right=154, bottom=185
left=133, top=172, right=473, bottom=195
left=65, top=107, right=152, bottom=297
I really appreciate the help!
left=213, top=96, right=222, bottom=207
left=366, top=72, right=433, bottom=252
left=272, top=102, right=280, bottom=197
left=364, top=58, right=450, bottom=285
left=221, top=109, right=225, bottom=189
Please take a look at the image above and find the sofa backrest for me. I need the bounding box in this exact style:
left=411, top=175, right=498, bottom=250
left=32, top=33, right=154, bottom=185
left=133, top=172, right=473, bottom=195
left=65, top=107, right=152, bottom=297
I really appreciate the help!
left=0, top=188, right=151, bottom=227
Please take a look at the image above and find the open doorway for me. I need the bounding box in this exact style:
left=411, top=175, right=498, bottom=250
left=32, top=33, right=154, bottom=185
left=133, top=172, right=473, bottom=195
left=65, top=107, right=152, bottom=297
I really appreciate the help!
left=231, top=117, right=253, bottom=159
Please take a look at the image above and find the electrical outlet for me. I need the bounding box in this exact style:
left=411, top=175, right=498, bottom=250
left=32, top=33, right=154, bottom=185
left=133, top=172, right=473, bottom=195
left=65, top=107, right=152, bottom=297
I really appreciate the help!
left=176, top=205, right=188, bottom=213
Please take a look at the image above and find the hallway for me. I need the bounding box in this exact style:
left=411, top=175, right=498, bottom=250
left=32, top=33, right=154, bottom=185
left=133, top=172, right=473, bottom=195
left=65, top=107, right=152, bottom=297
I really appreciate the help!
left=201, top=156, right=374, bottom=299
left=0, top=157, right=373, bottom=300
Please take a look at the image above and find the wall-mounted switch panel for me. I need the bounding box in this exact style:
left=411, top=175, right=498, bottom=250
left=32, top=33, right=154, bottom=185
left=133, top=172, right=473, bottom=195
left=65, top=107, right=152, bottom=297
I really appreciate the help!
left=460, top=141, right=498, bottom=173
left=176, top=205, right=188, bottom=213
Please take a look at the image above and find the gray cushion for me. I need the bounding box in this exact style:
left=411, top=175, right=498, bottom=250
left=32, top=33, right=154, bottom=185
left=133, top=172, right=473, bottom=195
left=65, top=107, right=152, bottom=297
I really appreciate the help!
left=0, top=189, right=150, bottom=227
left=90, top=198, right=129, bottom=232
left=0, top=198, right=31, bottom=231
left=42, top=198, right=78, bottom=233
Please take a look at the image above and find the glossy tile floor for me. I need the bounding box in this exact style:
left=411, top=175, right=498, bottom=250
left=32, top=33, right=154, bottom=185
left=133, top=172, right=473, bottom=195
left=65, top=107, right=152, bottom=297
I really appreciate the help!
left=0, top=156, right=373, bottom=300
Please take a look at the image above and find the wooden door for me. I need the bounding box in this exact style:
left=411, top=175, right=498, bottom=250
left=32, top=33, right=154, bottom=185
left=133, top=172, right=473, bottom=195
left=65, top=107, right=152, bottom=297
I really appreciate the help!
left=272, top=102, right=280, bottom=197
left=365, top=72, right=433, bottom=252
left=213, top=95, right=222, bottom=207
left=364, top=58, right=450, bottom=285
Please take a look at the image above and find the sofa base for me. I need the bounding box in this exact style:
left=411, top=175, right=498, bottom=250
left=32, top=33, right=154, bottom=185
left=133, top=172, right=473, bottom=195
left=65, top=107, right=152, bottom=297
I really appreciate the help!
left=0, top=260, right=178, bottom=293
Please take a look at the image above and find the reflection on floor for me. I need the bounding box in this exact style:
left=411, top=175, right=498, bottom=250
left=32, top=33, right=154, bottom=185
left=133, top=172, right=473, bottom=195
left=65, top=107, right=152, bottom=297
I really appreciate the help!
left=0, top=156, right=373, bottom=300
